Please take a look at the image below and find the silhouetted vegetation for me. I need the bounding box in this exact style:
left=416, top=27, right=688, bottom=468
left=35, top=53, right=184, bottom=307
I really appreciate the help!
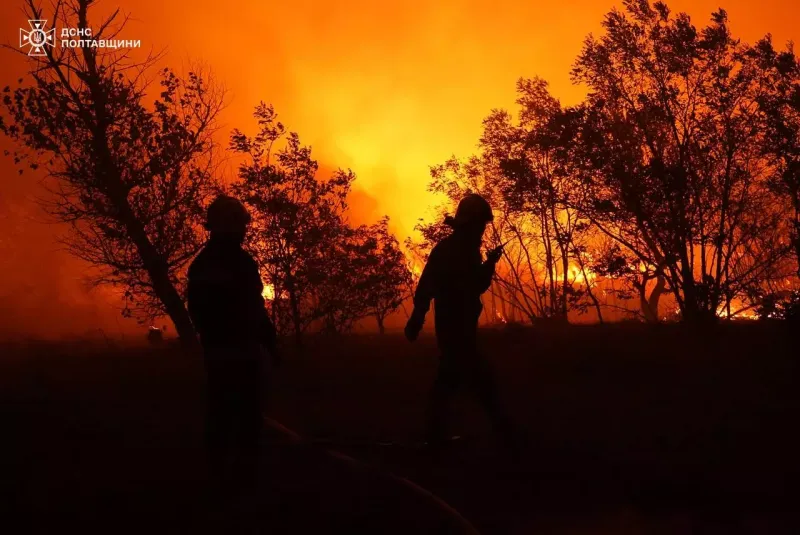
left=2, top=1, right=800, bottom=533
left=0, top=0, right=223, bottom=345
left=3, top=0, right=800, bottom=340
left=412, top=0, right=800, bottom=325
left=230, top=104, right=410, bottom=342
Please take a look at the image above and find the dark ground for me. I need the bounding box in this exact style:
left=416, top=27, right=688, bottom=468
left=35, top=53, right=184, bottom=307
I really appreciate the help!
left=2, top=322, right=798, bottom=534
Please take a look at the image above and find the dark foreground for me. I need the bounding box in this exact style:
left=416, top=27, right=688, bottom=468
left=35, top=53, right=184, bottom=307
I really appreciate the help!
left=2, top=323, right=798, bottom=534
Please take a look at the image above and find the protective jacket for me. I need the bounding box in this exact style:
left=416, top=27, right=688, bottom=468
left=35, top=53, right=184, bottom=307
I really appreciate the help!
left=187, top=237, right=277, bottom=354
left=412, top=231, right=496, bottom=347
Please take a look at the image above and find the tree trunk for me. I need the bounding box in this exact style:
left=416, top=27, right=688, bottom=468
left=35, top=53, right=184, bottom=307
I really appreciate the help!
left=81, top=45, right=198, bottom=349
left=490, top=282, right=498, bottom=323
left=677, top=251, right=702, bottom=323
left=285, top=276, right=303, bottom=346
left=638, top=272, right=665, bottom=324
left=115, top=201, right=198, bottom=348
left=376, top=315, right=385, bottom=335
left=499, top=285, right=508, bottom=322
left=541, top=208, right=557, bottom=316
left=647, top=273, right=666, bottom=322
left=794, top=197, right=800, bottom=278
left=582, top=276, right=602, bottom=324
left=158, top=277, right=197, bottom=348
left=561, top=253, right=570, bottom=320
left=88, top=104, right=196, bottom=346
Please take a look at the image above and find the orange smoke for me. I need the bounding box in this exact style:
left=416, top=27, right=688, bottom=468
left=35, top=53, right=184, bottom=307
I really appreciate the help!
left=121, top=0, right=796, bottom=236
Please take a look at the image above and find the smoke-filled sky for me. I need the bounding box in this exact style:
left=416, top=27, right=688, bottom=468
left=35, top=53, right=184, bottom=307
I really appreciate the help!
left=1, top=0, right=798, bottom=337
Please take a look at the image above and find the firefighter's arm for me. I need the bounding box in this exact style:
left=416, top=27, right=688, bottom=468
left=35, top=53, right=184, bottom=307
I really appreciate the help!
left=477, top=246, right=502, bottom=293
left=406, top=248, right=438, bottom=341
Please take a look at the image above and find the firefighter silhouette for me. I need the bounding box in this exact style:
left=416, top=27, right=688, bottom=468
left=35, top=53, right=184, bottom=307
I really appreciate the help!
left=405, top=193, right=517, bottom=448
left=187, top=195, right=280, bottom=493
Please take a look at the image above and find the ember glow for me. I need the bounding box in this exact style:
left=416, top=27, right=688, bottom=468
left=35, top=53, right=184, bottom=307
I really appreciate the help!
left=716, top=304, right=760, bottom=321
left=262, top=283, right=276, bottom=302
left=567, top=265, right=596, bottom=286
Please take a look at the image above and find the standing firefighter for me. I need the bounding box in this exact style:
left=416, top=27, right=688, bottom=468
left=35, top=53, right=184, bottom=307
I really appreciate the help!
left=405, top=193, right=517, bottom=449
left=187, top=195, right=280, bottom=494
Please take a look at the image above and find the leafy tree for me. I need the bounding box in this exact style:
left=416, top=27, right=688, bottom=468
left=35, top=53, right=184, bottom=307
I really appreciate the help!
left=416, top=78, right=602, bottom=324
left=417, top=158, right=547, bottom=323
left=497, top=78, right=604, bottom=322
left=355, top=217, right=413, bottom=334
left=752, top=37, right=800, bottom=278
left=0, top=0, right=223, bottom=345
left=303, top=219, right=410, bottom=335
left=756, top=289, right=800, bottom=321
left=591, top=239, right=667, bottom=322
left=231, top=105, right=410, bottom=338
left=570, top=0, right=791, bottom=322
left=230, top=103, right=354, bottom=344
left=308, top=223, right=369, bottom=335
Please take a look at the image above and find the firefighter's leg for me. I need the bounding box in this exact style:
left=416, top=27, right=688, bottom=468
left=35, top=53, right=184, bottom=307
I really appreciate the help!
left=232, top=361, right=261, bottom=491
left=471, top=352, right=520, bottom=448
left=425, top=354, right=460, bottom=445
left=205, top=363, right=232, bottom=490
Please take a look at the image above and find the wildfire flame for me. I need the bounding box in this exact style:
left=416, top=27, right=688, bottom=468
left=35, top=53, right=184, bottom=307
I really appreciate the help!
left=716, top=303, right=759, bottom=320
left=567, top=264, right=596, bottom=285
left=495, top=311, right=507, bottom=324
left=262, top=283, right=276, bottom=301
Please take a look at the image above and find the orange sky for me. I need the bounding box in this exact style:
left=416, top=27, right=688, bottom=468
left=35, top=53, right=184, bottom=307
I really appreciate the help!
left=1, top=0, right=799, bottom=336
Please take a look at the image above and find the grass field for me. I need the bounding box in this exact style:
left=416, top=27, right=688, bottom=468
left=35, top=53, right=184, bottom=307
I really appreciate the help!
left=2, top=322, right=799, bottom=534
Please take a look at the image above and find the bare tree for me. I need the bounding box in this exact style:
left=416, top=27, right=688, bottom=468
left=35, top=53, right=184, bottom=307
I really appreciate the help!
left=0, top=0, right=223, bottom=345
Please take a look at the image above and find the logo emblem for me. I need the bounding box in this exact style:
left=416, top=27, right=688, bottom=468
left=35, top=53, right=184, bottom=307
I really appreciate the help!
left=20, top=20, right=55, bottom=57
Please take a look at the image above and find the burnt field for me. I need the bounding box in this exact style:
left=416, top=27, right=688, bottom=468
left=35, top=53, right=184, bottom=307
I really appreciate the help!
left=2, top=322, right=799, bottom=534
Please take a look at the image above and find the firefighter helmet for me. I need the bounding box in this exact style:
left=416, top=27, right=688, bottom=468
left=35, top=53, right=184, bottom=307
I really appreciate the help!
left=204, top=195, right=251, bottom=233
left=447, top=193, right=493, bottom=227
